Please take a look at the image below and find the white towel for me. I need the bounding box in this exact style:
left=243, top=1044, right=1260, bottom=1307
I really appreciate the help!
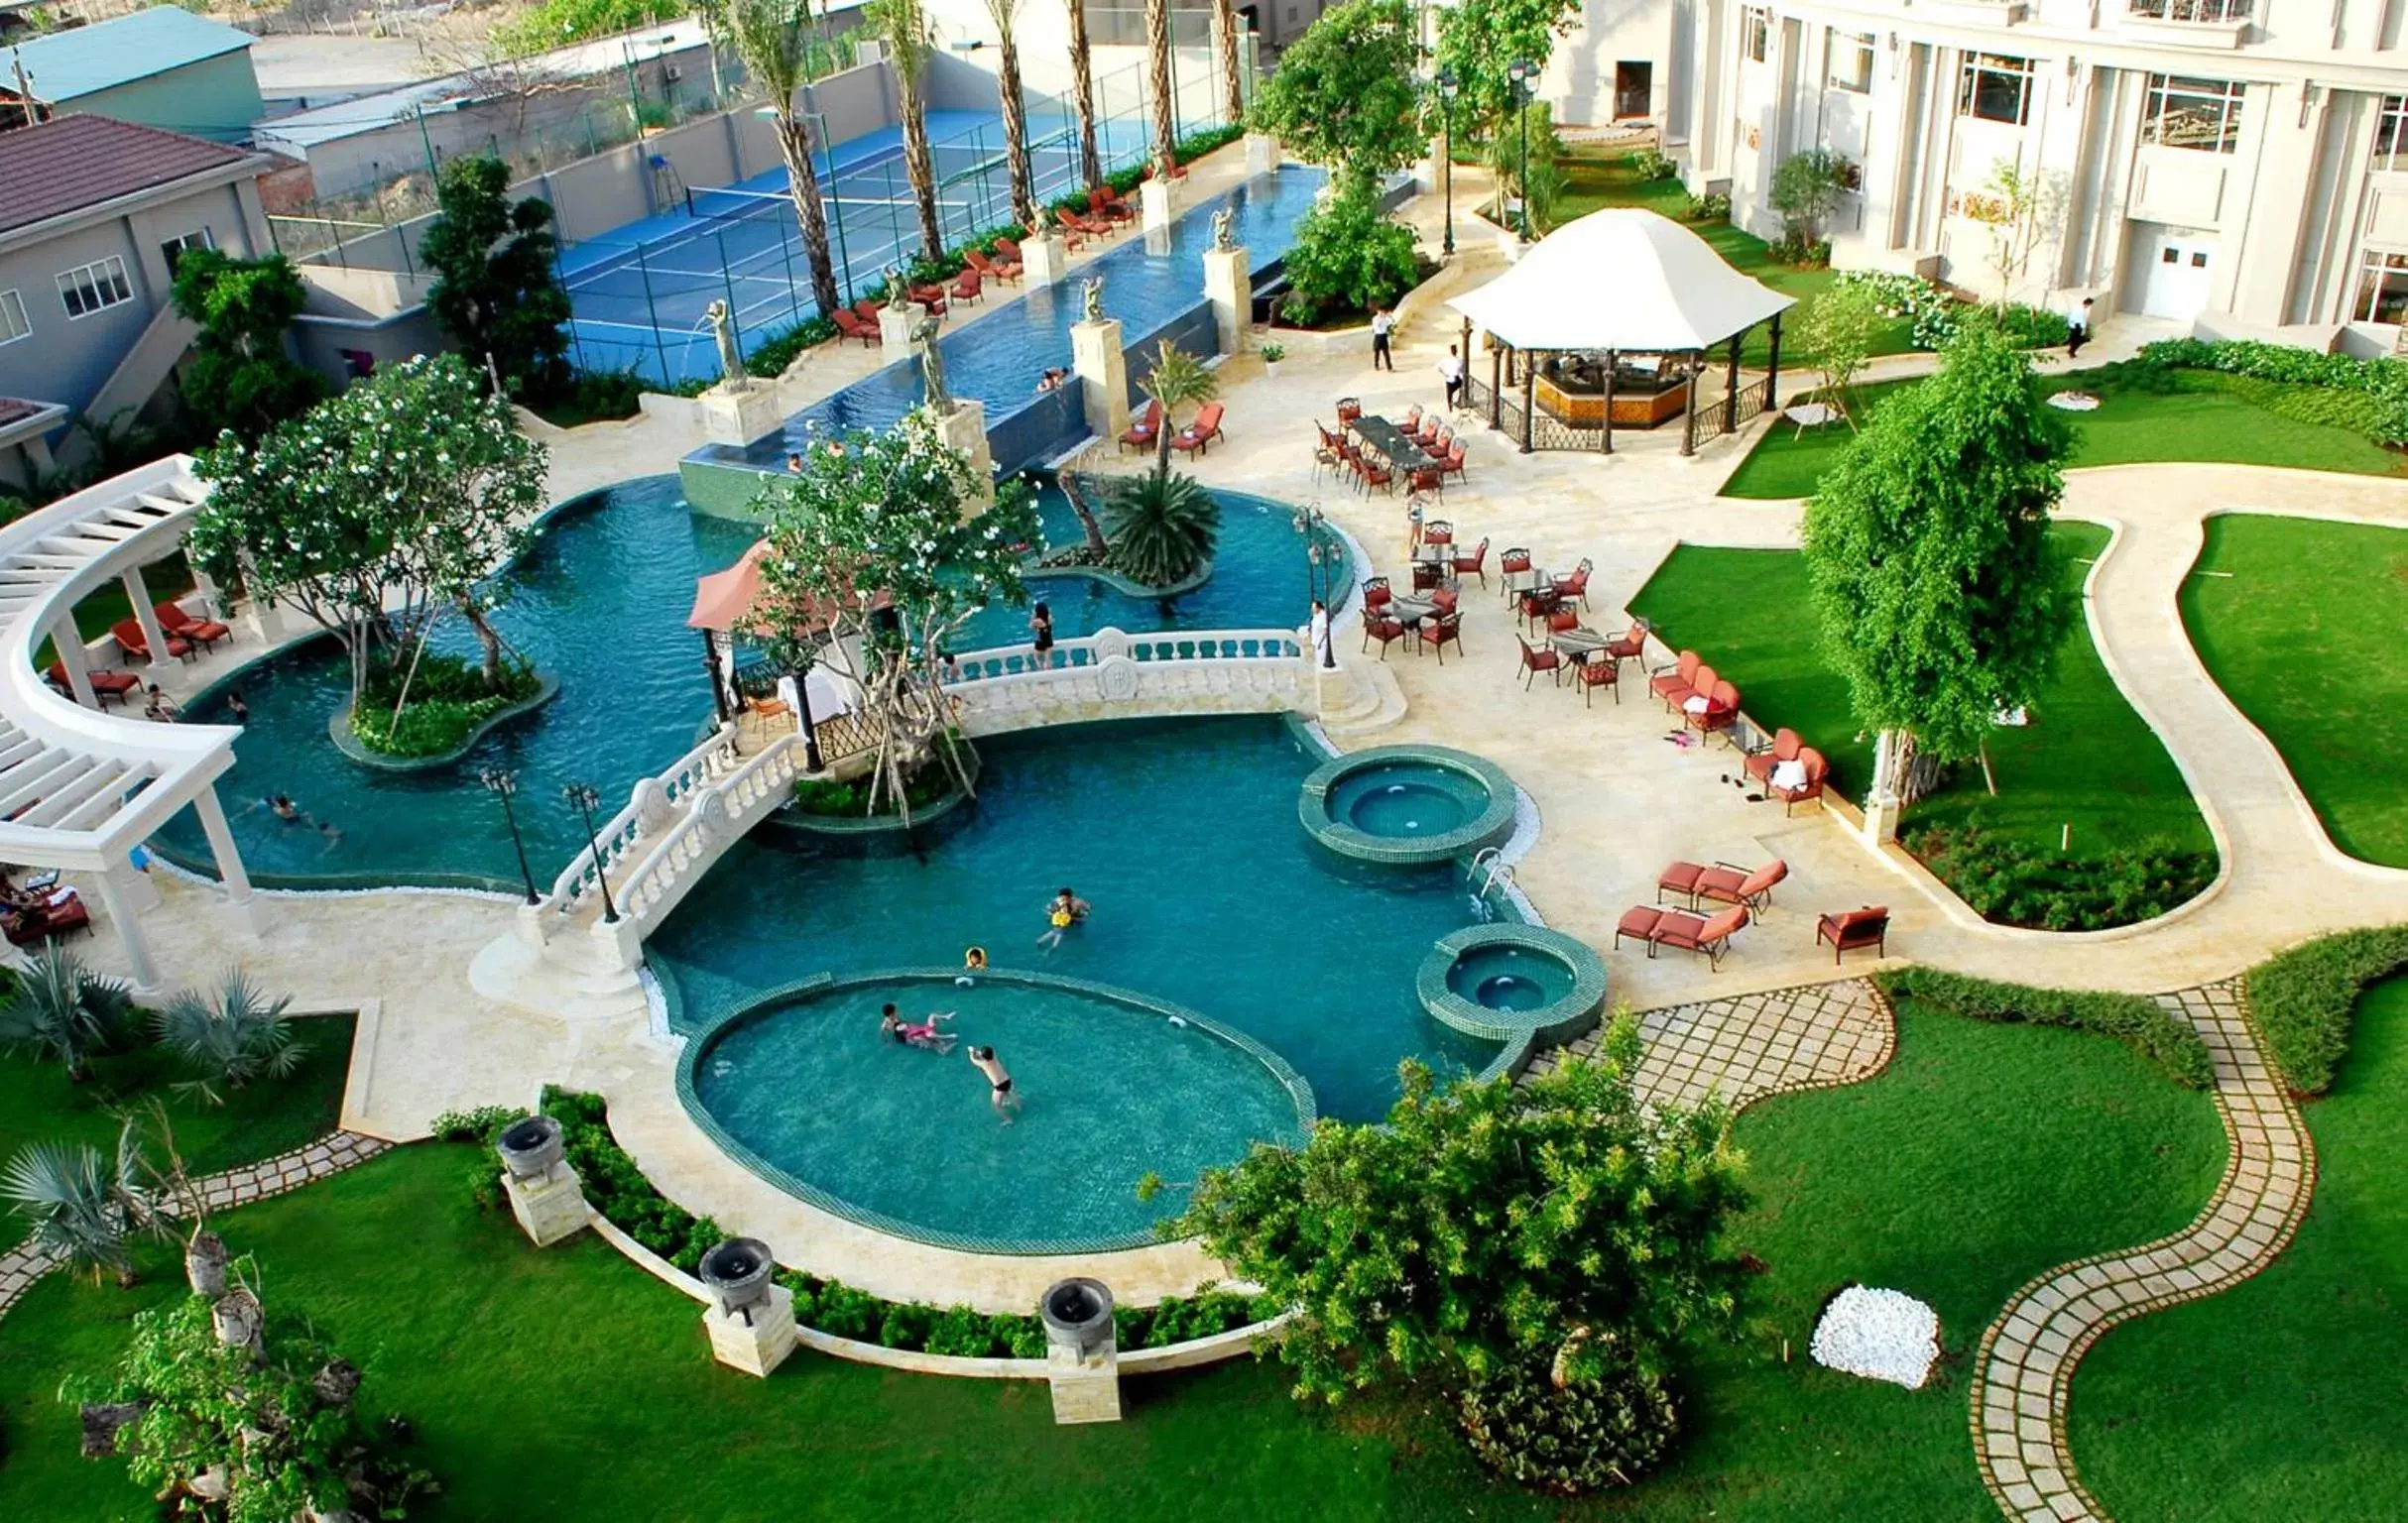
left=1771, top=759, right=1807, bottom=791
left=1683, top=694, right=1710, bottom=715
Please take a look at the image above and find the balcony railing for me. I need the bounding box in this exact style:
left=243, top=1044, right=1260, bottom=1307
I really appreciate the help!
left=2126, top=0, right=2252, bottom=22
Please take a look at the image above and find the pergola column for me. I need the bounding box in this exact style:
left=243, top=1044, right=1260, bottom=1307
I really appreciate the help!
left=1488, top=342, right=1503, bottom=431
left=1723, top=328, right=1745, bottom=435
left=1765, top=314, right=1783, bottom=411
left=121, top=565, right=176, bottom=674
left=1600, top=350, right=1617, bottom=456
left=51, top=619, right=98, bottom=706
left=95, top=861, right=165, bottom=996
left=192, top=784, right=268, bottom=935
left=1680, top=353, right=1700, bottom=457
left=1519, top=355, right=1536, bottom=454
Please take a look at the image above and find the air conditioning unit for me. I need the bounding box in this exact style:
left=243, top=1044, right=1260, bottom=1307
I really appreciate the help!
left=663, top=64, right=683, bottom=82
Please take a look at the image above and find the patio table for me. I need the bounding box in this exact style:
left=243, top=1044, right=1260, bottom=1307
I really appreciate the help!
left=1354, top=415, right=1435, bottom=471
left=1386, top=595, right=1440, bottom=624
left=1549, top=627, right=1613, bottom=659
left=1503, top=567, right=1551, bottom=596
left=1410, top=544, right=1451, bottom=566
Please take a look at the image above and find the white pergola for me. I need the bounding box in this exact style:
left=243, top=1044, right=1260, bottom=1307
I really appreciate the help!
left=1448, top=207, right=1798, bottom=455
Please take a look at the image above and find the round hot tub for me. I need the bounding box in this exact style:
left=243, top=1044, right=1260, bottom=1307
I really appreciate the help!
left=1298, top=746, right=1517, bottom=866
left=1416, top=924, right=1607, bottom=1046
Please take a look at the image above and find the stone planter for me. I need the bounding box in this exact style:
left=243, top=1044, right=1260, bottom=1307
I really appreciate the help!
left=495, top=1114, right=564, bottom=1181
left=1040, top=1278, right=1116, bottom=1359
left=698, top=1236, right=777, bottom=1318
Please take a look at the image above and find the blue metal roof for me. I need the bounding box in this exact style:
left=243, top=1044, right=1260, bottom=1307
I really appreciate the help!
left=0, top=7, right=252, bottom=103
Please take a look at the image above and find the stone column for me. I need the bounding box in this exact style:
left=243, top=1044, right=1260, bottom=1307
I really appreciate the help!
left=1023, top=230, right=1069, bottom=290
left=94, top=861, right=165, bottom=997
left=698, top=381, right=783, bottom=447
left=877, top=304, right=920, bottom=352
left=192, top=783, right=268, bottom=936
left=932, top=401, right=996, bottom=515
left=121, top=566, right=176, bottom=674
left=1246, top=133, right=1280, bottom=176
left=1863, top=728, right=1903, bottom=845
left=50, top=620, right=98, bottom=706
left=1202, top=243, right=1250, bottom=358
left=1072, top=318, right=1130, bottom=442
left=1140, top=176, right=1181, bottom=233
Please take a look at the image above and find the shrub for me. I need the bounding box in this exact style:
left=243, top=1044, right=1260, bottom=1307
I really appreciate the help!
left=1881, top=967, right=2216, bottom=1089
left=1102, top=471, right=1221, bottom=589
left=2244, top=926, right=2408, bottom=1095
left=349, top=650, right=542, bottom=759
left=1628, top=147, right=1677, bottom=181
left=1681, top=190, right=1731, bottom=223
left=1907, top=818, right=2215, bottom=932
left=2138, top=337, right=2408, bottom=443
left=1279, top=187, right=1421, bottom=327
left=429, top=1106, right=525, bottom=1143
left=563, top=367, right=645, bottom=420
left=744, top=315, right=839, bottom=378
left=1456, top=1349, right=1680, bottom=1495
left=925, top=1305, right=1007, bottom=1357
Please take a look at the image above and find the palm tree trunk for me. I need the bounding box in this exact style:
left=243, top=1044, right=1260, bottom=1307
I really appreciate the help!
left=774, top=110, right=842, bottom=315
left=1057, top=466, right=1108, bottom=554
left=899, top=68, right=944, bottom=260
left=1211, top=0, right=1244, bottom=126
left=996, top=26, right=1035, bottom=228
left=1065, top=0, right=1102, bottom=191
left=1145, top=0, right=1175, bottom=170
left=1155, top=414, right=1173, bottom=479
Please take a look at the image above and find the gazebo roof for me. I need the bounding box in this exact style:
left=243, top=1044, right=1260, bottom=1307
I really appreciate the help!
left=1448, top=207, right=1795, bottom=353
left=687, top=540, right=889, bottom=635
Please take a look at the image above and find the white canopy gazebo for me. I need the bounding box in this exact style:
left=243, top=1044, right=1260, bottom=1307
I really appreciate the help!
left=1446, top=207, right=1797, bottom=455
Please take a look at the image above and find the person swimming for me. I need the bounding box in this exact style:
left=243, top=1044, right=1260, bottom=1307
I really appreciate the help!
left=967, top=1045, right=1020, bottom=1122
left=879, top=1003, right=957, bottom=1053
left=1035, top=887, right=1089, bottom=951
left=226, top=690, right=251, bottom=724
left=956, top=945, right=989, bottom=987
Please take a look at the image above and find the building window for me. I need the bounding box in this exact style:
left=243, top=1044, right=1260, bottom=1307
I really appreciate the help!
left=1827, top=31, right=1875, bottom=94
left=2142, top=74, right=2245, bottom=153
left=161, top=228, right=215, bottom=277
left=57, top=257, right=133, bottom=319
left=2376, top=96, right=2408, bottom=175
left=0, top=291, right=27, bottom=346
left=2127, top=0, right=2252, bottom=21
left=1958, top=53, right=2035, bottom=126
left=2356, top=251, right=2408, bottom=323
left=1741, top=6, right=1769, bottom=63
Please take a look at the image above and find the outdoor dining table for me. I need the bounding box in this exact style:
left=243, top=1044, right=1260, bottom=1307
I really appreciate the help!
left=1549, top=626, right=1614, bottom=661
left=1386, top=595, right=1440, bottom=625
left=1410, top=544, right=1451, bottom=566
left=1353, top=415, right=1435, bottom=471
left=1503, top=566, right=1551, bottom=596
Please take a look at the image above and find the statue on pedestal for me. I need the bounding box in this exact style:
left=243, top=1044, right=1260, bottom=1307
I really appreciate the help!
left=884, top=266, right=910, bottom=311
left=1211, top=207, right=1235, bottom=252
left=1080, top=278, right=1105, bottom=324
left=704, top=299, right=746, bottom=389
left=912, top=316, right=949, bottom=410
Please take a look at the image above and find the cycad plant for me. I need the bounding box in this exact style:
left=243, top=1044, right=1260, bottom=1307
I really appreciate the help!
left=154, top=970, right=303, bottom=1104
left=1137, top=339, right=1217, bottom=478
left=1103, top=471, right=1221, bottom=589
left=0, top=943, right=137, bottom=1082
left=2, top=1124, right=157, bottom=1285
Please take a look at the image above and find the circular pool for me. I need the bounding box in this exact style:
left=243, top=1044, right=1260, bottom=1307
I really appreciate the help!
left=1416, top=924, right=1607, bottom=1046
left=1297, top=746, right=1517, bottom=866
left=679, top=969, right=1315, bottom=1253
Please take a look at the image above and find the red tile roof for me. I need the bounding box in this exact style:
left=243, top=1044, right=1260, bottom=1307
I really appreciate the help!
left=0, top=115, right=253, bottom=239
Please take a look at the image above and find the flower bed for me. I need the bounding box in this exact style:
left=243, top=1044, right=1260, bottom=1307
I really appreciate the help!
left=1831, top=271, right=2067, bottom=351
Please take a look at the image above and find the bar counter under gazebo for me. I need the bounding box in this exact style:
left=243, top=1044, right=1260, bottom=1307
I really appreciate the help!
left=1447, top=207, right=1797, bottom=455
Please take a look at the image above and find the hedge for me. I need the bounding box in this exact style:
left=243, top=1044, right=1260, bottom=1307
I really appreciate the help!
left=2243, top=927, right=2408, bottom=1096
left=1880, top=968, right=2216, bottom=1089
left=2137, top=337, right=2408, bottom=444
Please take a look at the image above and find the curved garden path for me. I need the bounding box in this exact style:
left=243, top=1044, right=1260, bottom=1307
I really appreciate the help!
left=1971, top=980, right=2311, bottom=1521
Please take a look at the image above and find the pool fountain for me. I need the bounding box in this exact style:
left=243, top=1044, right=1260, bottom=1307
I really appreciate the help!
left=1296, top=745, right=1518, bottom=866
left=1415, top=924, right=1608, bottom=1047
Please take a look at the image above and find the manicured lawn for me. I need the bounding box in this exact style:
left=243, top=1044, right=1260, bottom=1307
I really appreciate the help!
left=0, top=1012, right=355, bottom=1248
left=2068, top=978, right=2408, bottom=1521
left=0, top=1004, right=2223, bottom=1519
left=2179, top=515, right=2408, bottom=868
left=1628, top=524, right=2214, bottom=862
left=1723, top=375, right=2408, bottom=500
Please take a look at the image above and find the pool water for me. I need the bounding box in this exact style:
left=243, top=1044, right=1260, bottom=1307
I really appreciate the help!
left=1446, top=944, right=1577, bottom=1014
left=691, top=977, right=1307, bottom=1249
left=650, top=717, right=1501, bottom=1126
left=1328, top=762, right=1490, bottom=840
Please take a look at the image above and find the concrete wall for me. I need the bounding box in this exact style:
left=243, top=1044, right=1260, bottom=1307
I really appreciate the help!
left=72, top=51, right=267, bottom=146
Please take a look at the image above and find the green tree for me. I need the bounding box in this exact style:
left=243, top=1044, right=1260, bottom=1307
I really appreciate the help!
left=1144, top=0, right=1175, bottom=170
left=1768, top=148, right=1850, bottom=252
left=169, top=249, right=324, bottom=442
left=1279, top=188, right=1420, bottom=326
left=1801, top=318, right=2076, bottom=798
left=0, top=944, right=137, bottom=1082
left=1163, top=1015, right=1747, bottom=1416
left=702, top=0, right=843, bottom=316
left=2, top=1125, right=155, bottom=1285
left=419, top=155, right=573, bottom=400
left=1103, top=470, right=1220, bottom=587
left=154, top=971, right=303, bottom=1104
left=1485, top=99, right=1567, bottom=234
left=1798, top=280, right=1882, bottom=427
left=1135, top=339, right=1217, bottom=478
left=1433, top=0, right=1580, bottom=135
left=1247, top=0, right=1421, bottom=198
left=868, top=0, right=944, bottom=259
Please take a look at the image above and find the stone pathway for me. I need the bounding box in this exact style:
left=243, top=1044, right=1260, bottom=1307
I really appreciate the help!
left=1970, top=981, right=2313, bottom=1522
left=1522, top=978, right=1894, bottom=1112
left=0, top=1130, right=392, bottom=1320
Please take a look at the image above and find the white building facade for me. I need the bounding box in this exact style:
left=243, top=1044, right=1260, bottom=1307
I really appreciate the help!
left=1543, top=0, right=2408, bottom=352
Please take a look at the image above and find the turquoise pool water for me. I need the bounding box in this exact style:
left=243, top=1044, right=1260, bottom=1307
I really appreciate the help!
left=1446, top=944, right=1576, bottom=1014
left=1328, top=762, right=1488, bottom=842
left=689, top=974, right=1310, bottom=1249
left=650, top=717, right=1502, bottom=1133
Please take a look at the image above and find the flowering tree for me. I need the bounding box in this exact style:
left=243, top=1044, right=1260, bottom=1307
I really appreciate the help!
left=188, top=355, right=547, bottom=720
left=751, top=410, right=1038, bottom=822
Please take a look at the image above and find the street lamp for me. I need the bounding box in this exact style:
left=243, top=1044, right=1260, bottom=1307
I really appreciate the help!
left=481, top=767, right=541, bottom=904
left=1507, top=59, right=1538, bottom=243
left=1436, top=67, right=1459, bottom=258
left=1291, top=504, right=1339, bottom=669
left=562, top=781, right=620, bottom=925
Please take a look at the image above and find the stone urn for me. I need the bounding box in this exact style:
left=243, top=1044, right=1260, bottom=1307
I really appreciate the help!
left=698, top=1237, right=776, bottom=1319
left=1040, top=1277, right=1116, bottom=1362
left=210, top=1288, right=263, bottom=1354
left=183, top=1230, right=228, bottom=1297
left=494, top=1114, right=564, bottom=1181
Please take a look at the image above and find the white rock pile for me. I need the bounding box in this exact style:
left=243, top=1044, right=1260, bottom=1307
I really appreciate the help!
left=1809, top=1285, right=1941, bottom=1389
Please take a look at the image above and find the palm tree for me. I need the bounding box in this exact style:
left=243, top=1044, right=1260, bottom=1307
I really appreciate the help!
left=2, top=1127, right=156, bottom=1286
left=701, top=0, right=843, bottom=316
left=1103, top=471, right=1221, bottom=588
left=1144, top=0, right=1176, bottom=172
left=981, top=0, right=1037, bottom=229
left=0, top=944, right=136, bottom=1083
left=1210, top=0, right=1245, bottom=127
left=1063, top=0, right=1102, bottom=192
left=154, top=970, right=304, bottom=1105
left=871, top=0, right=944, bottom=261
left=1138, top=339, right=1217, bottom=478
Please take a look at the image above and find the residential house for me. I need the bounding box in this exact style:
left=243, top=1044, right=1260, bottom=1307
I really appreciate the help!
left=0, top=6, right=264, bottom=144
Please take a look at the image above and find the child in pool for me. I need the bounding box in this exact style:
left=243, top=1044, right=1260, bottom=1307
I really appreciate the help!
left=1034, top=887, right=1089, bottom=951
left=879, top=1003, right=957, bottom=1053
left=968, top=1045, right=1020, bottom=1123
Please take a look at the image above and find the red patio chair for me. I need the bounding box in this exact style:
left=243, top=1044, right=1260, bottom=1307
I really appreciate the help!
left=1658, top=859, right=1787, bottom=914
left=833, top=309, right=880, bottom=346
left=1335, top=397, right=1364, bottom=425
left=111, top=620, right=189, bottom=663
left=1453, top=536, right=1489, bottom=586
left=1551, top=557, right=1594, bottom=611
left=1744, top=727, right=1803, bottom=787
left=1817, top=905, right=1890, bottom=964
left=1440, top=439, right=1468, bottom=478
left=1171, top=401, right=1225, bottom=457
left=156, top=602, right=229, bottom=649
left=1517, top=587, right=1561, bottom=633
left=1430, top=586, right=1459, bottom=617
left=1649, top=650, right=1703, bottom=709
left=5, top=895, right=89, bottom=948
left=1685, top=678, right=1740, bottom=739
left=949, top=269, right=984, bottom=304
left=1408, top=465, right=1444, bottom=496
left=1411, top=558, right=1445, bottom=593
left=1357, top=456, right=1394, bottom=495
left=993, top=236, right=1024, bottom=265
left=1361, top=614, right=1409, bottom=659
left=965, top=248, right=1019, bottom=284
left=47, top=660, right=140, bottom=707
left=1574, top=653, right=1618, bottom=706
left=1614, top=904, right=1748, bottom=968
left=1415, top=413, right=1444, bottom=449
left=1546, top=607, right=1582, bottom=635
left=1769, top=749, right=1829, bottom=815
left=1421, top=520, right=1453, bottom=546
left=1092, top=185, right=1137, bottom=223
left=1424, top=611, right=1463, bottom=664
left=1403, top=405, right=1423, bottom=431
left=1120, top=399, right=1163, bottom=453
left=1516, top=636, right=1563, bottom=690
left=854, top=298, right=884, bottom=320
left=1603, top=619, right=1649, bottom=672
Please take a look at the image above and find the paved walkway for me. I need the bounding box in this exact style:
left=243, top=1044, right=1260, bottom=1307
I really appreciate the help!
left=1971, top=981, right=2312, bottom=1522
left=1522, top=978, right=1893, bottom=1112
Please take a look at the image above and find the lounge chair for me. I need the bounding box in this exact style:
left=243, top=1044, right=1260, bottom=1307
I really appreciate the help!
left=1648, top=650, right=1702, bottom=709
left=993, top=236, right=1024, bottom=265
left=46, top=660, right=140, bottom=707
left=1171, top=401, right=1225, bottom=457
left=1768, top=748, right=1829, bottom=815
left=156, top=602, right=229, bottom=650
left=1119, top=399, right=1163, bottom=453
left=1817, top=905, right=1889, bottom=963
left=111, top=619, right=189, bottom=664
left=5, top=894, right=89, bottom=948
left=965, top=248, right=1020, bottom=284
left=833, top=309, right=879, bottom=345
left=1614, top=903, right=1748, bottom=969
left=1657, top=859, right=1787, bottom=914
left=1093, top=184, right=1138, bottom=223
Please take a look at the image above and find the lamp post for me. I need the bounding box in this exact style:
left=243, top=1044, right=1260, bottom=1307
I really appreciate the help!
left=1292, top=504, right=1339, bottom=669
left=562, top=781, right=620, bottom=924
left=1507, top=59, right=1537, bottom=242
left=1436, top=67, right=1459, bottom=258
left=481, top=767, right=540, bottom=904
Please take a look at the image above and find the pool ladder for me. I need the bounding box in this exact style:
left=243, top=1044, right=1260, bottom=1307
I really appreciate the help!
left=1469, top=849, right=1517, bottom=914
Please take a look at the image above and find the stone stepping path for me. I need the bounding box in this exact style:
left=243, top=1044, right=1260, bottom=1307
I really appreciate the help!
left=1523, top=978, right=1894, bottom=1113
left=1970, top=981, right=2313, bottom=1522
left=0, top=1130, right=391, bottom=1320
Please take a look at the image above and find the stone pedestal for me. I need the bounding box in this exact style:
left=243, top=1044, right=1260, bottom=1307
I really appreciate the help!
left=697, top=382, right=784, bottom=447
left=1862, top=729, right=1902, bottom=845
left=704, top=1283, right=798, bottom=1378
left=1047, top=1341, right=1124, bottom=1424
left=1202, top=245, right=1250, bottom=359
left=933, top=400, right=995, bottom=515
left=878, top=305, right=920, bottom=352
left=1071, top=318, right=1129, bottom=442
left=1023, top=230, right=1068, bottom=289
left=1246, top=133, right=1281, bottom=176
left=503, top=1163, right=591, bottom=1248
left=1140, top=176, right=1180, bottom=233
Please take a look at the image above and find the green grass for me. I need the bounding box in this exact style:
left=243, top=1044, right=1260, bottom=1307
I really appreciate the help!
left=0, top=1005, right=2223, bottom=1520
left=1723, top=374, right=2408, bottom=500
left=2180, top=515, right=2408, bottom=868
left=1628, top=524, right=2213, bottom=862
left=2068, top=978, right=2408, bottom=1521
left=0, top=1012, right=354, bottom=1247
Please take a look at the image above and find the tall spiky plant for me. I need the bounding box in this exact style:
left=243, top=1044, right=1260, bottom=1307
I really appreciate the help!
left=981, top=0, right=1037, bottom=229
left=871, top=0, right=944, bottom=259
left=1103, top=471, right=1221, bottom=589
left=1063, top=0, right=1102, bottom=192
left=700, top=0, right=843, bottom=316
left=2, top=1124, right=158, bottom=1286
left=1144, top=0, right=1176, bottom=170
left=1137, top=339, right=1217, bottom=478
left=0, top=943, right=136, bottom=1082
left=1211, top=0, right=1245, bottom=126
left=154, top=970, right=304, bottom=1106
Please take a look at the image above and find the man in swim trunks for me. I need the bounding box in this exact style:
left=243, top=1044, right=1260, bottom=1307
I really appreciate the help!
left=967, top=1046, right=1020, bottom=1122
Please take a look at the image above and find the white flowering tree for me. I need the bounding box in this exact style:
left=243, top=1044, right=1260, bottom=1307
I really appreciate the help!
left=751, top=410, right=1037, bottom=822
left=188, top=355, right=547, bottom=721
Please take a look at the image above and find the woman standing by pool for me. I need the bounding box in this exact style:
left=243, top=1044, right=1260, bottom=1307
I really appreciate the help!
left=968, top=1046, right=1021, bottom=1123
left=1029, top=602, right=1055, bottom=668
